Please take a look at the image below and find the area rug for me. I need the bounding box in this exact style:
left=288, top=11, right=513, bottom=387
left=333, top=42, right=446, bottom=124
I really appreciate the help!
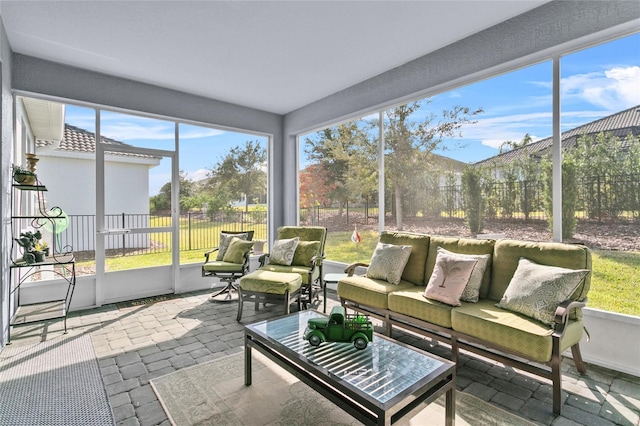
left=151, top=352, right=536, bottom=426
left=0, top=334, right=115, bottom=426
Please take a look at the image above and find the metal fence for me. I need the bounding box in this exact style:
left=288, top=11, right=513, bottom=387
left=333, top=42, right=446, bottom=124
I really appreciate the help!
left=301, top=173, right=640, bottom=226
left=59, top=211, right=268, bottom=258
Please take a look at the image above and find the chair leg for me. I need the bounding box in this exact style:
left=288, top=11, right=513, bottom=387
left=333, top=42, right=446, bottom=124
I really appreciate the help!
left=284, top=290, right=291, bottom=315
left=236, top=289, right=244, bottom=322
left=571, top=344, right=588, bottom=374
left=551, top=337, right=563, bottom=415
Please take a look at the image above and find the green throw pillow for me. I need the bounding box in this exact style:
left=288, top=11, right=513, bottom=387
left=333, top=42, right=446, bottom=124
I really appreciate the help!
left=269, top=237, right=300, bottom=266
left=222, top=238, right=254, bottom=264
left=496, top=257, right=590, bottom=325
left=292, top=241, right=321, bottom=267
left=366, top=242, right=412, bottom=285
left=437, top=247, right=490, bottom=303
left=216, top=232, right=249, bottom=261
left=424, top=250, right=477, bottom=306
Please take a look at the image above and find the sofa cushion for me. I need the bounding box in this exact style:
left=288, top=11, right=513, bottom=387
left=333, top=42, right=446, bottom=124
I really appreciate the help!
left=424, top=250, right=477, bottom=306
left=337, top=275, right=414, bottom=310
left=258, top=264, right=319, bottom=285
left=451, top=300, right=584, bottom=363
left=388, top=287, right=454, bottom=328
left=203, top=260, right=245, bottom=273
left=490, top=240, right=592, bottom=312
left=426, top=236, right=495, bottom=298
left=292, top=241, right=321, bottom=267
left=366, top=242, right=412, bottom=285
left=496, top=258, right=590, bottom=325
left=379, top=231, right=431, bottom=285
left=437, top=247, right=491, bottom=303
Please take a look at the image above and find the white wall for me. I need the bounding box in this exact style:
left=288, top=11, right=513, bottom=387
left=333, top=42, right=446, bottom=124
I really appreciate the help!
left=0, top=14, right=13, bottom=348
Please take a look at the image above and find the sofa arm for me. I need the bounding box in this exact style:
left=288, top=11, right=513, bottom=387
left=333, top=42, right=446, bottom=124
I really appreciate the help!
left=344, top=262, right=369, bottom=276
left=553, top=298, right=587, bottom=337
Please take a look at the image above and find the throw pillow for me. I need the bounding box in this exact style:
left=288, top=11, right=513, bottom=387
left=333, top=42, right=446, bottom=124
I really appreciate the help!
left=496, top=258, right=590, bottom=325
left=366, top=242, right=412, bottom=285
left=222, top=238, right=254, bottom=264
left=268, top=237, right=300, bottom=266
left=216, top=232, right=249, bottom=261
left=437, top=247, right=490, bottom=303
left=292, top=241, right=321, bottom=267
left=424, top=251, right=477, bottom=306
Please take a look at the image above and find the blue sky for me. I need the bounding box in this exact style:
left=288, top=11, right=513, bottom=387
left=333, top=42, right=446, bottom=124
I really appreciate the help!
left=64, top=33, right=639, bottom=195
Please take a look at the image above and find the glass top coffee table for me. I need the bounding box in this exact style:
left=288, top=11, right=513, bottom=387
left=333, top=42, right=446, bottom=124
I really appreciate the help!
left=244, top=310, right=455, bottom=426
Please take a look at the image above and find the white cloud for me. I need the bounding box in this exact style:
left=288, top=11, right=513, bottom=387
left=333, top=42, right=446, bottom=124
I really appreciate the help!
left=184, top=168, right=210, bottom=182
left=459, top=109, right=610, bottom=149
left=561, top=66, right=640, bottom=111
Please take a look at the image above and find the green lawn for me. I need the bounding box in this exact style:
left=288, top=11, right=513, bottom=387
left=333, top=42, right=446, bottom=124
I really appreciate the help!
left=78, top=229, right=640, bottom=317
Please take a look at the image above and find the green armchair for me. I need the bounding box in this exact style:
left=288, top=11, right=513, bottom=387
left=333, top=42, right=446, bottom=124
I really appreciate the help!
left=202, top=230, right=254, bottom=302
left=258, top=226, right=327, bottom=308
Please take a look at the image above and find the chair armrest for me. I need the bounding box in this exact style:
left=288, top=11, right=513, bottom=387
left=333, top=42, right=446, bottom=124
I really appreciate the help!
left=344, top=263, right=369, bottom=276
left=203, top=247, right=220, bottom=263
left=309, top=254, right=326, bottom=269
left=259, top=253, right=270, bottom=267
left=553, top=298, right=587, bottom=338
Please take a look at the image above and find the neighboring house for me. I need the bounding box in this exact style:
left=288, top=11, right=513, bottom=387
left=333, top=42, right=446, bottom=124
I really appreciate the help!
left=35, top=124, right=161, bottom=252
left=475, top=105, right=640, bottom=175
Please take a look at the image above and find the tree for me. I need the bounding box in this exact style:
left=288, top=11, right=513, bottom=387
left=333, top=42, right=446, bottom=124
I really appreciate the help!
left=304, top=121, right=375, bottom=214
left=299, top=164, right=336, bottom=208
left=149, top=171, right=198, bottom=213
left=381, top=100, right=482, bottom=230
left=209, top=140, right=267, bottom=212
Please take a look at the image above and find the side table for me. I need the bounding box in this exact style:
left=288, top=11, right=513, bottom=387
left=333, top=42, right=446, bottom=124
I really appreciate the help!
left=323, top=273, right=347, bottom=313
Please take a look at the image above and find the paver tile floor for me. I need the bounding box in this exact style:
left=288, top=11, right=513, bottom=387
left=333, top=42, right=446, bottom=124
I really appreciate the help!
left=6, top=289, right=640, bottom=426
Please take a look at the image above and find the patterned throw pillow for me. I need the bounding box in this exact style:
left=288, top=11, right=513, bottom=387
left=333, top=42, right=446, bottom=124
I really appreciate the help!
left=222, top=238, right=254, bottom=264
left=292, top=241, right=321, bottom=267
left=437, top=247, right=490, bottom=303
left=366, top=242, right=412, bottom=285
left=496, top=258, right=590, bottom=325
left=216, top=232, right=249, bottom=261
left=424, top=251, right=477, bottom=306
left=268, top=237, right=300, bottom=266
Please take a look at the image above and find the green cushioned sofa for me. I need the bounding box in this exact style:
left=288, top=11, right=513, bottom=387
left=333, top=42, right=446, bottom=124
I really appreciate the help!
left=337, top=231, right=591, bottom=415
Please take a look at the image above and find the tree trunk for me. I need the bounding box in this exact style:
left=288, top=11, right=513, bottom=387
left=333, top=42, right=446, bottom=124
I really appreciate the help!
left=395, top=186, right=403, bottom=230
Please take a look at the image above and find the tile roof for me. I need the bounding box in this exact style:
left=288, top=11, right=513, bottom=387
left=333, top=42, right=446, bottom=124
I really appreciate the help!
left=36, top=124, right=160, bottom=160
left=475, top=105, right=640, bottom=167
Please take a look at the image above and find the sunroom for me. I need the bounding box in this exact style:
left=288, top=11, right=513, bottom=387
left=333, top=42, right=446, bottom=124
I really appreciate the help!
left=1, top=2, right=639, bottom=425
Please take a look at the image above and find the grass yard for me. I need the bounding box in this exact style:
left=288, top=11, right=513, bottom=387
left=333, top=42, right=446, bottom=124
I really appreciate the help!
left=588, top=250, right=640, bottom=317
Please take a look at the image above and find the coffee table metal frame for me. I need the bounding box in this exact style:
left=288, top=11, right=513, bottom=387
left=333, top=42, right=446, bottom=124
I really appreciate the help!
left=244, top=310, right=455, bottom=426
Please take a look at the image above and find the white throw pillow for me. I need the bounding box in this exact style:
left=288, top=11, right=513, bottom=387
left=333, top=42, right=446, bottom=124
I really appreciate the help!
left=424, top=250, right=477, bottom=306
left=268, top=237, right=300, bottom=266
left=437, top=247, right=490, bottom=303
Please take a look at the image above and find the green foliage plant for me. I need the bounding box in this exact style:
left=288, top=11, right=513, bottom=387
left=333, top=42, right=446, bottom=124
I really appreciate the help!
left=461, top=166, right=484, bottom=233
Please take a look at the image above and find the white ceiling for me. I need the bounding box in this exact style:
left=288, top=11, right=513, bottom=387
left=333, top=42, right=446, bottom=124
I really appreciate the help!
left=1, top=1, right=549, bottom=115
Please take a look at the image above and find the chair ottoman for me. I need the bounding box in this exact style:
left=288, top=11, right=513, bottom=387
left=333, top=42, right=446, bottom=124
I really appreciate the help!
left=237, top=270, right=302, bottom=321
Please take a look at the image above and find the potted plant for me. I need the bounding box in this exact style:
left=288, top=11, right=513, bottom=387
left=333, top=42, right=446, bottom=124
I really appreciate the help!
left=14, top=230, right=43, bottom=264
left=35, top=241, right=50, bottom=257
left=12, top=164, right=37, bottom=185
